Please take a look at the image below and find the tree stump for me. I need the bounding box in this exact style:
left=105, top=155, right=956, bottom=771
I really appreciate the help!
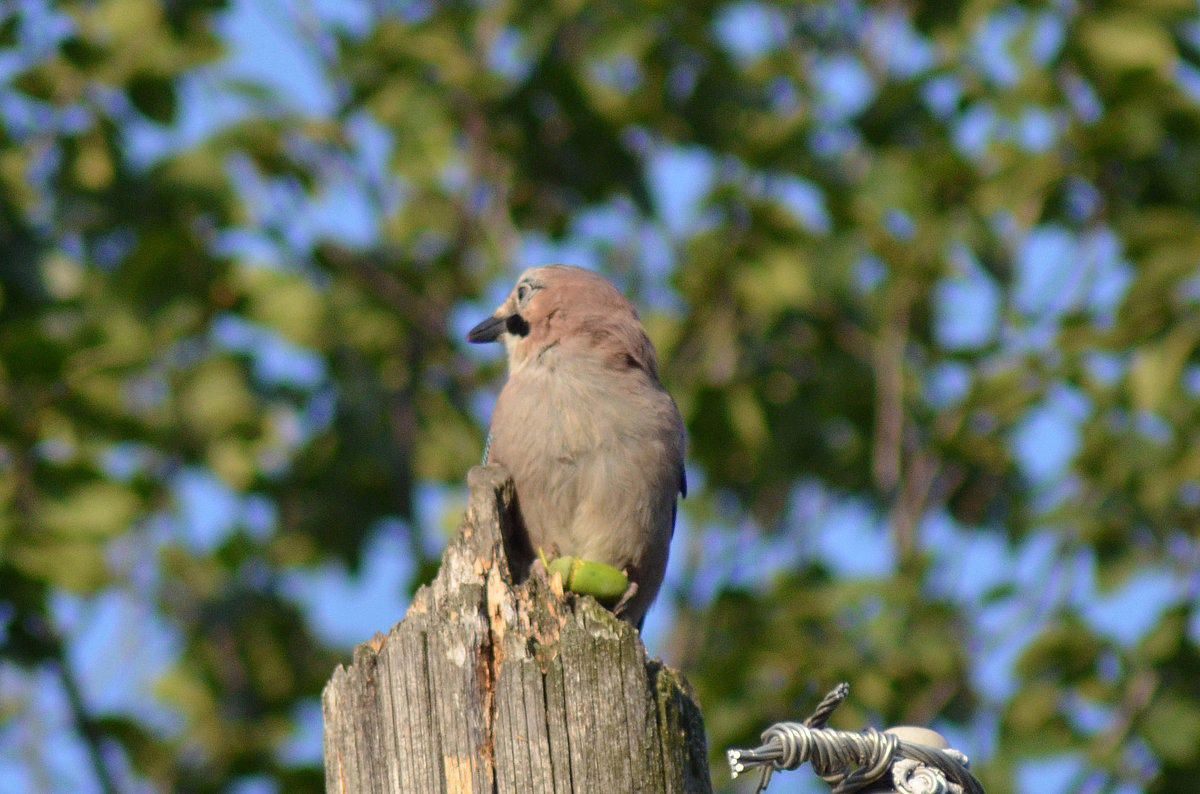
left=321, top=464, right=712, bottom=793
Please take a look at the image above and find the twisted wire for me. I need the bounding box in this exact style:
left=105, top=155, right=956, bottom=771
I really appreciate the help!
left=726, top=685, right=986, bottom=794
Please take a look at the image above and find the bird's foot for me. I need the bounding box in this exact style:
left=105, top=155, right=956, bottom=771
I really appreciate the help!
left=531, top=550, right=561, bottom=597
left=611, top=580, right=639, bottom=618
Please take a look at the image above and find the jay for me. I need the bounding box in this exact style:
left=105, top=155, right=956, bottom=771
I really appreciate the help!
left=467, top=265, right=686, bottom=628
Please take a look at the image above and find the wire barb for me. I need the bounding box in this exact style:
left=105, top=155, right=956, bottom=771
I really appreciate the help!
left=726, top=684, right=986, bottom=794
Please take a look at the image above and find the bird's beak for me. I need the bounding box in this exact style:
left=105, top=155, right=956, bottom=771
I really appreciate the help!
left=467, top=314, right=506, bottom=343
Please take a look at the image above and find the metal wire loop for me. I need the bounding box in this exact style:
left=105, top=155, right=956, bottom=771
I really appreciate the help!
left=726, top=684, right=986, bottom=794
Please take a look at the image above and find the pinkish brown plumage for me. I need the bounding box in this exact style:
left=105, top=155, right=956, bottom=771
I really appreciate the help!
left=467, top=265, right=686, bottom=628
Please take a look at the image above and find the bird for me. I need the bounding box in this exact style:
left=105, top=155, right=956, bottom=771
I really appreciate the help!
left=467, top=265, right=686, bottom=628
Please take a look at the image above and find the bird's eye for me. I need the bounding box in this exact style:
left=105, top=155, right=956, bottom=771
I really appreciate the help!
left=516, top=284, right=529, bottom=303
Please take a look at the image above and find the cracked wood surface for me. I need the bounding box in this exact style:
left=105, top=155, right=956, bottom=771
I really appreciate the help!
left=322, top=465, right=711, bottom=793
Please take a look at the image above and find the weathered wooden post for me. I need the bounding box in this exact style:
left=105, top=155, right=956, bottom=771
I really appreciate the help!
left=321, top=464, right=712, bottom=793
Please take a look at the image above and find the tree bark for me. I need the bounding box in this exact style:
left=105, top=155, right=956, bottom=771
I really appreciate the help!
left=322, top=464, right=712, bottom=793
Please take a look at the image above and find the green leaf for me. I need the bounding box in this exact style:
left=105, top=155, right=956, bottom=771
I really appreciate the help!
left=1143, top=697, right=1200, bottom=763
left=1079, top=14, right=1177, bottom=78
left=38, top=481, right=139, bottom=539
left=127, top=72, right=178, bottom=124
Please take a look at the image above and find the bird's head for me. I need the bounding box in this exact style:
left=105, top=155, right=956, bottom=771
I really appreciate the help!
left=467, top=265, right=659, bottom=376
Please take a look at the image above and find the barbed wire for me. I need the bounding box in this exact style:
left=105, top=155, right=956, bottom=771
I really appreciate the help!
left=726, top=684, right=985, bottom=794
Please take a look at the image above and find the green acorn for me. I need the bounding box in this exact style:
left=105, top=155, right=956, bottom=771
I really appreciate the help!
left=545, top=554, right=629, bottom=606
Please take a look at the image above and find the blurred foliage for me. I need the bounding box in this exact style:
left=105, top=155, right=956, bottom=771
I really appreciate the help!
left=2, top=0, right=1200, bottom=792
